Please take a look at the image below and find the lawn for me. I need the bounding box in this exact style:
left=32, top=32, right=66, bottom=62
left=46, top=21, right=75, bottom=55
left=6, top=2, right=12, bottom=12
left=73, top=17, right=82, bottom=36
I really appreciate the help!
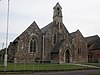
left=0, top=63, right=92, bottom=71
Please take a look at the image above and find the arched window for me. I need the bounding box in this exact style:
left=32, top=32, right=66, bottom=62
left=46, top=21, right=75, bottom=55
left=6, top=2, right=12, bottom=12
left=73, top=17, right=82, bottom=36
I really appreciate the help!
left=30, top=37, right=36, bottom=52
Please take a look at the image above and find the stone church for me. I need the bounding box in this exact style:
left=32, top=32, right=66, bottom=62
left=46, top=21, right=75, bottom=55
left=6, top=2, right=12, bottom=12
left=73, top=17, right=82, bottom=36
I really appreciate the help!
left=8, top=3, right=88, bottom=63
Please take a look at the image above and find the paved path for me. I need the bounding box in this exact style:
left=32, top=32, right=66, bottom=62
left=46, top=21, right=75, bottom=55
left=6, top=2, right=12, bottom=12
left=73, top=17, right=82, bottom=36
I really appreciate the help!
left=3, top=70, right=100, bottom=75
left=74, top=64, right=100, bottom=69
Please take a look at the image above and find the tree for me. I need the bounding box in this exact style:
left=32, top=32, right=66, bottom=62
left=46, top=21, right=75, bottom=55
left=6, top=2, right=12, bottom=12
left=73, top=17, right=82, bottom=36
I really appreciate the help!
left=0, top=48, right=6, bottom=61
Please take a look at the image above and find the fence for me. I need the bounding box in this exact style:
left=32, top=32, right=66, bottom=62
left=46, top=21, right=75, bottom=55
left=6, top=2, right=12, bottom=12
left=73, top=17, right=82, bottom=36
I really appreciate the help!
left=88, top=58, right=100, bottom=63
left=0, top=59, right=100, bottom=72
left=0, top=60, right=54, bottom=71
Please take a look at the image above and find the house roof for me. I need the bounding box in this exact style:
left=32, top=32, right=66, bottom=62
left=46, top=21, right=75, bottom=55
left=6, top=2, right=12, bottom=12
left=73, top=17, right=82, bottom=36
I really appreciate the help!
left=85, top=35, right=99, bottom=47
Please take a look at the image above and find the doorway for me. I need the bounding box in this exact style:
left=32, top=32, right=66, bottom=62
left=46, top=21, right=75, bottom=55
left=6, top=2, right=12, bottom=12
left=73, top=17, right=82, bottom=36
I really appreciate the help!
left=65, top=49, right=70, bottom=63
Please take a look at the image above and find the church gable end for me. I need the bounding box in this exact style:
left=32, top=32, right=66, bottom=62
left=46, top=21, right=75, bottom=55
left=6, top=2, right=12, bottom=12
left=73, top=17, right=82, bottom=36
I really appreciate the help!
left=8, top=21, right=42, bottom=63
left=71, top=30, right=88, bottom=62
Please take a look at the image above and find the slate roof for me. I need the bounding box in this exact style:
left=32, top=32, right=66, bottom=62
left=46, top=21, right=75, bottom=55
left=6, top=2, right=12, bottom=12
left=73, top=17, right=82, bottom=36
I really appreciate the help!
left=70, top=30, right=81, bottom=38
left=41, top=22, right=53, bottom=34
left=90, top=39, right=100, bottom=50
left=70, top=31, right=77, bottom=38
left=51, top=40, right=65, bottom=53
left=85, top=35, right=99, bottom=47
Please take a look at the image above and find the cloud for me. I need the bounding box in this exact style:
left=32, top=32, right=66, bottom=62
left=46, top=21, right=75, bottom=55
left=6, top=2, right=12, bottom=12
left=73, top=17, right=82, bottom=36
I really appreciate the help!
left=0, top=0, right=100, bottom=49
left=0, top=32, right=18, bottom=49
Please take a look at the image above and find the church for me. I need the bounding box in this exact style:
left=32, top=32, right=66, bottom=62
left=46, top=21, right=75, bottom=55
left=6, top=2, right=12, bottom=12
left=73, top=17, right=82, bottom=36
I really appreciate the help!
left=8, top=3, right=88, bottom=64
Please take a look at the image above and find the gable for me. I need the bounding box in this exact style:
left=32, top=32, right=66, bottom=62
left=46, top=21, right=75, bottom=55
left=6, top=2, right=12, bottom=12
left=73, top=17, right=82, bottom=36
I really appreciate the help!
left=12, top=21, right=42, bottom=43
left=71, top=30, right=86, bottom=42
left=25, top=21, right=42, bottom=35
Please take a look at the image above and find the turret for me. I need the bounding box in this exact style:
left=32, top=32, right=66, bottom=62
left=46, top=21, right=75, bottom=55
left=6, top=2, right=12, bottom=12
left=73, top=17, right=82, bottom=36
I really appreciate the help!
left=53, top=2, right=63, bottom=23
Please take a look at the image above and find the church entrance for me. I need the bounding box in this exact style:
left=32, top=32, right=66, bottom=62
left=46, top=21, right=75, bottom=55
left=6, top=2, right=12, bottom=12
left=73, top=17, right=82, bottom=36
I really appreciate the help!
left=65, top=49, right=70, bottom=63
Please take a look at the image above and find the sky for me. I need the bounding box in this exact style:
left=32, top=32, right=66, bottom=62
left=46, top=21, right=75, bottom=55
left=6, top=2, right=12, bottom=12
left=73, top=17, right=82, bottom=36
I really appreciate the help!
left=0, top=0, right=100, bottom=49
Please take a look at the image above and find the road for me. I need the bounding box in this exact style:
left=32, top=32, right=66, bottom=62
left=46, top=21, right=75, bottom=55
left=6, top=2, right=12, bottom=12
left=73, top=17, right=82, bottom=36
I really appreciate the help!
left=3, top=70, right=100, bottom=75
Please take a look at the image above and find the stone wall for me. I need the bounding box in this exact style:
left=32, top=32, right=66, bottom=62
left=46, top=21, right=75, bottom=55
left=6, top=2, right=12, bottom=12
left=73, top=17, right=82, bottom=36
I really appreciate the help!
left=91, top=49, right=100, bottom=62
left=72, top=30, right=88, bottom=63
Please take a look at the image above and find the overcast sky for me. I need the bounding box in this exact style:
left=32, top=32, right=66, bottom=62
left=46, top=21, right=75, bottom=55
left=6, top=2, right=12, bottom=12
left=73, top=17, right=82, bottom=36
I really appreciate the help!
left=0, top=0, right=100, bottom=49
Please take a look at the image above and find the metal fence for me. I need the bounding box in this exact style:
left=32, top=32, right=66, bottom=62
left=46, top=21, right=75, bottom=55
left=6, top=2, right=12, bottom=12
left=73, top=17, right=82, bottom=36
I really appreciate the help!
left=88, top=58, right=100, bottom=63
left=0, top=59, right=100, bottom=72
left=0, top=60, right=53, bottom=71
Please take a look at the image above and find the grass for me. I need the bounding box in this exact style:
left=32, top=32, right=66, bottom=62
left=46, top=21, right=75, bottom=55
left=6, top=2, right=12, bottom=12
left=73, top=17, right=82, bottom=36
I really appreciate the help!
left=0, top=63, right=92, bottom=72
left=0, top=63, right=99, bottom=74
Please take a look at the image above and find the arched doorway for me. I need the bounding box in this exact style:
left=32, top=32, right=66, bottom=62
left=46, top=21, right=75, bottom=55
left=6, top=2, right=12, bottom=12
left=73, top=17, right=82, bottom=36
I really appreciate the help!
left=65, top=49, right=70, bottom=63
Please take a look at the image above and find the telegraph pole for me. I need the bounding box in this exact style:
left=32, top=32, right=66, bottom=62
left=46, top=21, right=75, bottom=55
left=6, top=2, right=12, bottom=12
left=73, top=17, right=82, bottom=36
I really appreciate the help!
left=4, top=0, right=10, bottom=71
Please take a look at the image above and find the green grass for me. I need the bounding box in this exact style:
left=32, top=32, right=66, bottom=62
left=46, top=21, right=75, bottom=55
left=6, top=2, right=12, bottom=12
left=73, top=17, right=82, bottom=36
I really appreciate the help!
left=0, top=63, right=94, bottom=71
left=1, top=63, right=99, bottom=74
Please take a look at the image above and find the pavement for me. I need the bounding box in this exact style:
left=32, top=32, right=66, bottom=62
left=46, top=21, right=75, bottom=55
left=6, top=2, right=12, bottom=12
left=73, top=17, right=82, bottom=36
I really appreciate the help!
left=2, top=70, right=100, bottom=75
left=73, top=64, right=100, bottom=69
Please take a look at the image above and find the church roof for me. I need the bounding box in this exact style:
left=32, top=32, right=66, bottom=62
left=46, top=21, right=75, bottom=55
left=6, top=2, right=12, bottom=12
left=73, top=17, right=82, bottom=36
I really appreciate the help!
left=41, top=22, right=54, bottom=34
left=70, top=31, right=77, bottom=38
left=90, top=39, right=100, bottom=50
left=85, top=35, right=99, bottom=47
left=70, top=30, right=82, bottom=38
left=51, top=40, right=65, bottom=53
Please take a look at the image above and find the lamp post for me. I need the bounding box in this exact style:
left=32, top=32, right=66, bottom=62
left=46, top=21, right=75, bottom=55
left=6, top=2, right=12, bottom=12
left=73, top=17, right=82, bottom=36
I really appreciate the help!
left=4, top=0, right=10, bottom=71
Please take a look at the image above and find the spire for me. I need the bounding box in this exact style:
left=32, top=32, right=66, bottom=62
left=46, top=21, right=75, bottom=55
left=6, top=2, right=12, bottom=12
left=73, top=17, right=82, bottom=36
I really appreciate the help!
left=53, top=2, right=63, bottom=23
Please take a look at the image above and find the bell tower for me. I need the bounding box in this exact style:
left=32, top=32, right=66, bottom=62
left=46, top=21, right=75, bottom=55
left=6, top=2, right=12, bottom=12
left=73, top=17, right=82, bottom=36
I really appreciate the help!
left=53, top=2, right=63, bottom=23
